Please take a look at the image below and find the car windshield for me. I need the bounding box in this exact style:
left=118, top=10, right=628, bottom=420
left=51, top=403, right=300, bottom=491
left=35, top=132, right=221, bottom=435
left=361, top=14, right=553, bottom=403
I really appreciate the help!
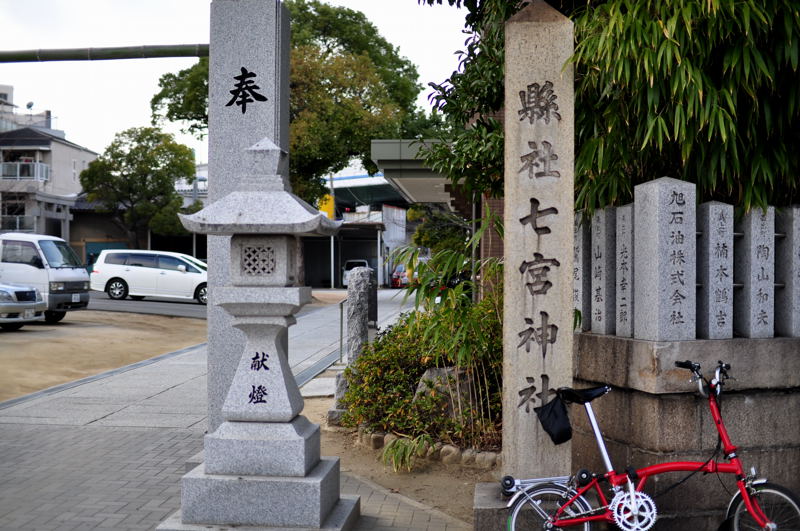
left=39, top=240, right=82, bottom=268
left=345, top=261, right=366, bottom=271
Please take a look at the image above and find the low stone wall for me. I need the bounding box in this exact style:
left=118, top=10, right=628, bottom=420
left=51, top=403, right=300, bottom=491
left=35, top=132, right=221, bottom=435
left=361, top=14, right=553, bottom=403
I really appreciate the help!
left=356, top=427, right=502, bottom=474
left=573, top=333, right=800, bottom=529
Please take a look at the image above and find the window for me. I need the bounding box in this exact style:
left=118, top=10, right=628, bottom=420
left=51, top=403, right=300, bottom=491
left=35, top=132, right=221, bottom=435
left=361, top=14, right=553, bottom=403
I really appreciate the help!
left=1, top=240, right=40, bottom=266
left=39, top=239, right=82, bottom=268
left=104, top=253, right=129, bottom=265
left=126, top=254, right=157, bottom=268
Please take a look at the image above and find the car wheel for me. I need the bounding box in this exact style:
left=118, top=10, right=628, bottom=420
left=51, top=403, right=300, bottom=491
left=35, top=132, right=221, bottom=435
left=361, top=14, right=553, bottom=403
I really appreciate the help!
left=195, top=283, right=207, bottom=305
left=1, top=323, right=24, bottom=331
left=107, top=278, right=129, bottom=300
left=130, top=296, right=145, bottom=301
left=44, top=311, right=66, bottom=324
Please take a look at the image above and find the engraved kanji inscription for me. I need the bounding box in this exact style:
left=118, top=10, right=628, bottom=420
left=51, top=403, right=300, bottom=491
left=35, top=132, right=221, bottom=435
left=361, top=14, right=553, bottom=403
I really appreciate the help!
left=226, top=67, right=268, bottom=114
left=518, top=81, right=561, bottom=125
left=519, top=141, right=560, bottom=179
left=519, top=198, right=558, bottom=236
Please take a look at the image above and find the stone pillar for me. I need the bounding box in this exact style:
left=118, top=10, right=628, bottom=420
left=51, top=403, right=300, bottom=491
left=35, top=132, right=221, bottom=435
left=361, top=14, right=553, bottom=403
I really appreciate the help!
left=206, top=0, right=291, bottom=432
left=573, top=212, right=591, bottom=331
left=502, top=1, right=574, bottom=478
left=328, top=267, right=371, bottom=422
left=776, top=206, right=800, bottom=337
left=346, top=267, right=371, bottom=363
left=615, top=204, right=634, bottom=337
left=591, top=207, right=616, bottom=335
left=633, top=177, right=696, bottom=341
left=734, top=207, right=775, bottom=338
left=697, top=202, right=734, bottom=339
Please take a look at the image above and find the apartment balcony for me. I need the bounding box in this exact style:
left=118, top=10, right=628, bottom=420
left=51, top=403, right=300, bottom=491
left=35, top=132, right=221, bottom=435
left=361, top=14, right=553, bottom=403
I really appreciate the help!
left=0, top=215, right=35, bottom=232
left=1, top=162, right=50, bottom=182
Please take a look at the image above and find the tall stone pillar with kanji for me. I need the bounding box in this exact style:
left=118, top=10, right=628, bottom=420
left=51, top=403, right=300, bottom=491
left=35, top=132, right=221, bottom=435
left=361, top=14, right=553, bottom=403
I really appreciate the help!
left=502, top=0, right=574, bottom=478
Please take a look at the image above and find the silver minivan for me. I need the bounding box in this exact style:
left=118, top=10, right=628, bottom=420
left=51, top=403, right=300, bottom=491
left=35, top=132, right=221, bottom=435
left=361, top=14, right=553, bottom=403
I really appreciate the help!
left=90, top=249, right=208, bottom=305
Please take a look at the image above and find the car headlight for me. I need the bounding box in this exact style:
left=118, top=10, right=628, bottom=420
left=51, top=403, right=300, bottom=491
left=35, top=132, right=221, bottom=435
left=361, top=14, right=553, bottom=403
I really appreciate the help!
left=0, top=290, right=13, bottom=302
left=34, top=288, right=43, bottom=302
left=82, top=281, right=89, bottom=290
left=49, top=282, right=65, bottom=291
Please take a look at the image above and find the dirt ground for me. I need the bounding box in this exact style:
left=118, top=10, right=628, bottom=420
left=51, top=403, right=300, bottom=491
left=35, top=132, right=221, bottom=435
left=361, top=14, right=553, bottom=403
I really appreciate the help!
left=0, top=307, right=490, bottom=524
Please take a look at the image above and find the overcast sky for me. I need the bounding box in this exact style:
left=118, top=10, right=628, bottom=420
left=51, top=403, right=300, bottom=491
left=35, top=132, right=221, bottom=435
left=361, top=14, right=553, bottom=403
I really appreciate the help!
left=0, top=0, right=467, bottom=163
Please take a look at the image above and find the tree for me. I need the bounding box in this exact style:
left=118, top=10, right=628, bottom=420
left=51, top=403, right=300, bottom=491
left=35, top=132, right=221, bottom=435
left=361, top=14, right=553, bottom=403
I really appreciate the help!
left=572, top=0, right=800, bottom=213
left=420, top=0, right=800, bottom=214
left=407, top=204, right=470, bottom=255
left=80, top=127, right=195, bottom=248
left=150, top=0, right=443, bottom=206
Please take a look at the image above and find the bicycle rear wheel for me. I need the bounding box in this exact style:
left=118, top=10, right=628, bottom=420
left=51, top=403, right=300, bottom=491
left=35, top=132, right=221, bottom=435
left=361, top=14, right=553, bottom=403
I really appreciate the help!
left=726, top=482, right=800, bottom=530
left=507, top=482, right=593, bottom=530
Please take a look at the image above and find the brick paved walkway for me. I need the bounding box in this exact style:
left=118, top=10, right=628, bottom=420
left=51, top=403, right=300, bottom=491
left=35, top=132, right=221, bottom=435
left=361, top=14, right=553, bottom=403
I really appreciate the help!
left=0, top=292, right=470, bottom=531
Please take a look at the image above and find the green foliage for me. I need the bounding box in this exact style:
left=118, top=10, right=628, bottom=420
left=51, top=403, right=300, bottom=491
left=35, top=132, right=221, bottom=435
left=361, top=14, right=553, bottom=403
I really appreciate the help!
left=340, top=313, right=452, bottom=437
left=419, top=1, right=800, bottom=212
left=79, top=127, right=195, bottom=247
left=381, top=434, right=434, bottom=473
left=406, top=204, right=470, bottom=254
left=573, top=0, right=800, bottom=213
left=289, top=43, right=401, bottom=203
left=150, top=0, right=450, bottom=206
left=416, top=0, right=524, bottom=198
left=150, top=57, right=209, bottom=138
left=343, top=246, right=504, bottom=450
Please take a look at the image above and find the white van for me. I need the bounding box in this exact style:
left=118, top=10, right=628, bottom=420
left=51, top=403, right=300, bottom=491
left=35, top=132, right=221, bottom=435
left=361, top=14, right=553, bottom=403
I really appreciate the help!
left=90, top=249, right=208, bottom=305
left=0, top=233, right=90, bottom=323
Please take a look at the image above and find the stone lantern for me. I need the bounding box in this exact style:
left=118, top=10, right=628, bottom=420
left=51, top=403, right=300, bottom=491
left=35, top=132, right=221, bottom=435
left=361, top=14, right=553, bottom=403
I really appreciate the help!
left=162, top=138, right=358, bottom=529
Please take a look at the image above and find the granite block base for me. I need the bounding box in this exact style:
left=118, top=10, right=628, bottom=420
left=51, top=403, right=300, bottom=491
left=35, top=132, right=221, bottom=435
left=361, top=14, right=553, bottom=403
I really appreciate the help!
left=473, top=482, right=508, bottom=530
left=205, top=416, right=320, bottom=476
left=181, top=458, right=341, bottom=527
left=157, top=494, right=360, bottom=531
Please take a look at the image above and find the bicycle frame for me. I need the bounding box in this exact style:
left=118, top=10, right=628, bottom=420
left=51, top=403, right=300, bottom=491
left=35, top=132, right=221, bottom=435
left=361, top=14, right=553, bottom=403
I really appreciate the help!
left=543, top=382, right=774, bottom=529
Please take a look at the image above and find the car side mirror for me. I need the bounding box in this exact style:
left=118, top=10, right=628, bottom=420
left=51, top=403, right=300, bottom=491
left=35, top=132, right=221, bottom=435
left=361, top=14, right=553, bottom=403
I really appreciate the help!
left=178, top=265, right=187, bottom=273
left=31, top=256, right=45, bottom=269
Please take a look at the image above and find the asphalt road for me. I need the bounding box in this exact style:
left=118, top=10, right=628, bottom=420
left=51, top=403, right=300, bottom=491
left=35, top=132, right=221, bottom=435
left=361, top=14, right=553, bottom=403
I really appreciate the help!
left=88, top=291, right=208, bottom=319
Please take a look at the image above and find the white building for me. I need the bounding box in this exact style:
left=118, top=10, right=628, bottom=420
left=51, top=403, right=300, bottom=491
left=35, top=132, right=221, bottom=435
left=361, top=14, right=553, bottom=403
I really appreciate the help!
left=0, top=85, right=97, bottom=238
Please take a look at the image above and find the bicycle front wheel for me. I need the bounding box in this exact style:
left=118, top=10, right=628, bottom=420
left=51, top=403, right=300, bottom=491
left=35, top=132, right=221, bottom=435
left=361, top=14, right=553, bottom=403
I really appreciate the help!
left=507, top=482, right=594, bottom=531
left=726, top=482, right=800, bottom=530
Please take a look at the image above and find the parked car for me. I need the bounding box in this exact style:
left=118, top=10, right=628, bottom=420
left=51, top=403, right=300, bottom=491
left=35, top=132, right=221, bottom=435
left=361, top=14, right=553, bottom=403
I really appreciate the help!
left=391, top=264, right=409, bottom=288
left=342, top=259, right=370, bottom=287
left=0, top=233, right=90, bottom=323
left=90, top=249, right=208, bottom=304
left=0, top=282, right=47, bottom=331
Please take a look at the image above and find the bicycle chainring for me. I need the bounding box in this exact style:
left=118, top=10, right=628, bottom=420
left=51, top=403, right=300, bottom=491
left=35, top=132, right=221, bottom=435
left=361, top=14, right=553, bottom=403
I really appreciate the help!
left=610, top=490, right=657, bottom=531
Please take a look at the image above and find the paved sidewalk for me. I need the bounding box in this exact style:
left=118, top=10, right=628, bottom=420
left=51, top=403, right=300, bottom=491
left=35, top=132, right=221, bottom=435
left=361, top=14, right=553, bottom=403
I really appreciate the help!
left=0, top=290, right=469, bottom=531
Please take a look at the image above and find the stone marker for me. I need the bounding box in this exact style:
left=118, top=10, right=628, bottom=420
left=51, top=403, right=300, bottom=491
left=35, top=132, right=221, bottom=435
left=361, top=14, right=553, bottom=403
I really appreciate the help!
left=205, top=0, right=291, bottom=433
left=697, top=202, right=734, bottom=339
left=615, top=204, right=634, bottom=337
left=634, top=177, right=696, bottom=341
left=573, top=212, right=591, bottom=331
left=591, top=207, right=616, bottom=335
left=158, top=1, right=359, bottom=529
left=776, top=206, right=800, bottom=337
left=328, top=267, right=371, bottom=425
left=346, top=267, right=371, bottom=363
left=734, top=207, right=775, bottom=338
left=502, top=0, right=574, bottom=478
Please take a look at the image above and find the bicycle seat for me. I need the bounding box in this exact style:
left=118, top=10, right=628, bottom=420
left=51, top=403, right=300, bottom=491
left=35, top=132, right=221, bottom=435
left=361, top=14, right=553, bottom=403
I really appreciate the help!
left=557, top=385, right=611, bottom=404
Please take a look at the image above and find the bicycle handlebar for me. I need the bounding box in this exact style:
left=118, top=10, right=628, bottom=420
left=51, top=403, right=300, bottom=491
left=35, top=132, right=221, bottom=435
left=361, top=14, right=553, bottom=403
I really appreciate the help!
left=675, top=360, right=697, bottom=370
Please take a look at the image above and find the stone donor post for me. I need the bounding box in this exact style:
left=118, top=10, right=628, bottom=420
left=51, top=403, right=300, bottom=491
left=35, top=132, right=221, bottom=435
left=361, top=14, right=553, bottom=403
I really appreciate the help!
left=502, top=0, right=574, bottom=478
left=158, top=0, right=359, bottom=529
left=328, top=267, right=371, bottom=424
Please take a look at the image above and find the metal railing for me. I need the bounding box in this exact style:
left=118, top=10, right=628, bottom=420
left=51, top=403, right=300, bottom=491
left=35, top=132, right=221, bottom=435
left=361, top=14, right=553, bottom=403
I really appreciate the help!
left=1, top=162, right=50, bottom=181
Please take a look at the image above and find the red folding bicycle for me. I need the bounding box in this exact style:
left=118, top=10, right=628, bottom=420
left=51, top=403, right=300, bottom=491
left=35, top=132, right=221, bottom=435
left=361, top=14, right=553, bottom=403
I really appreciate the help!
left=501, top=360, right=800, bottom=530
